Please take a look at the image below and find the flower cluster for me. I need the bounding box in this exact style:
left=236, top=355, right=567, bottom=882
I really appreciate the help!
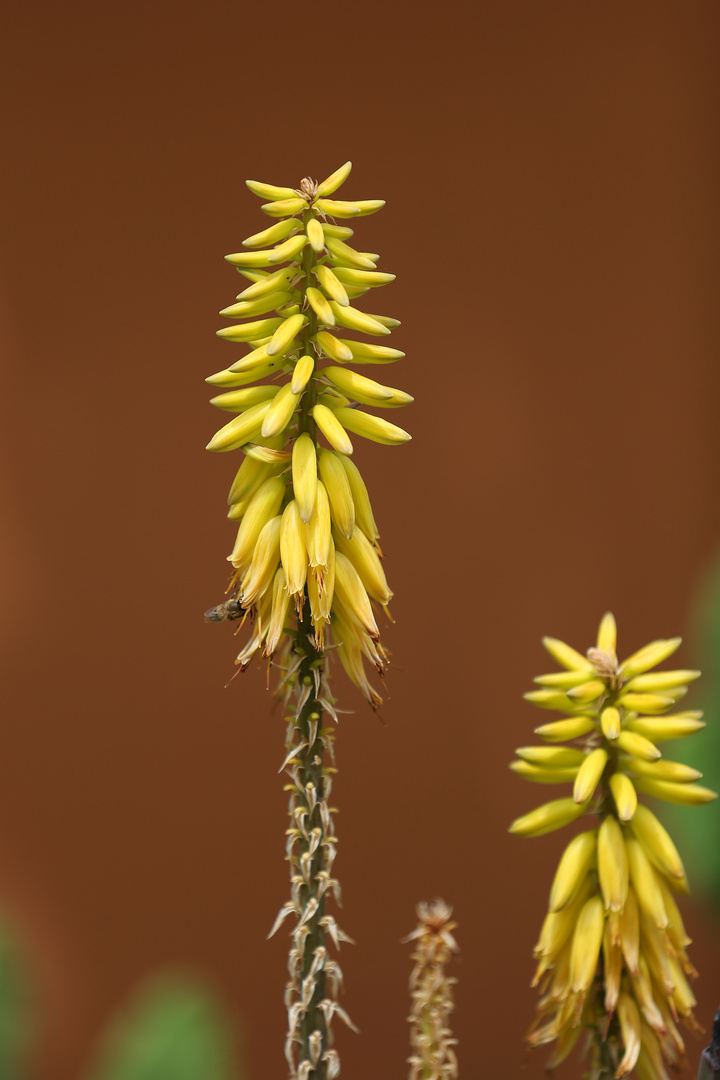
left=205, top=162, right=412, bottom=706
left=510, top=613, right=717, bottom=1079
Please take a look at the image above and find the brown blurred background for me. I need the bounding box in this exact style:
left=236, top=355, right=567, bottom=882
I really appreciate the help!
left=2, top=1, right=720, bottom=1077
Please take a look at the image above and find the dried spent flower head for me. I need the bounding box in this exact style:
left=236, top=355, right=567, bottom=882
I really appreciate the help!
left=510, top=613, right=717, bottom=1079
left=406, top=900, right=459, bottom=1080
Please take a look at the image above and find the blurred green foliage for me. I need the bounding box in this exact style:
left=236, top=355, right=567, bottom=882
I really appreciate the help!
left=662, top=555, right=720, bottom=909
left=0, top=917, right=32, bottom=1076
left=0, top=924, right=240, bottom=1080
left=81, top=974, right=239, bottom=1080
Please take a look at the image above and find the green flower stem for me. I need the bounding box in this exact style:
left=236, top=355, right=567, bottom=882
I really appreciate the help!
left=279, top=222, right=344, bottom=1080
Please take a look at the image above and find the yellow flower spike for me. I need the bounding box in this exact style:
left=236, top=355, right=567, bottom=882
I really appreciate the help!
left=569, top=895, right=604, bottom=994
left=548, top=830, right=597, bottom=913
left=333, top=528, right=392, bottom=606
left=597, top=815, right=628, bottom=912
left=208, top=169, right=408, bottom=1076
left=228, top=476, right=285, bottom=572
left=572, top=747, right=608, bottom=804
left=511, top=616, right=714, bottom=1076
left=318, top=449, right=355, bottom=538
left=305, top=286, right=335, bottom=325
left=596, top=611, right=617, bottom=653
left=239, top=515, right=282, bottom=609
left=315, top=161, right=352, bottom=198
left=312, top=403, right=354, bottom=455
left=610, top=772, right=638, bottom=821
left=290, top=354, right=314, bottom=395
left=600, top=706, right=621, bottom=740
left=291, top=432, right=317, bottom=523
left=261, top=384, right=300, bottom=438
left=332, top=407, right=411, bottom=446
left=279, top=501, right=307, bottom=601
left=533, top=716, right=596, bottom=742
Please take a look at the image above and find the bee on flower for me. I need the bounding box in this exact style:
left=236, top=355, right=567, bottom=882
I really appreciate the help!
left=510, top=613, right=717, bottom=1080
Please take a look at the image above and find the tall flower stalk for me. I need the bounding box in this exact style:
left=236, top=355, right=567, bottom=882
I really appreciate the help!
left=510, top=613, right=717, bottom=1079
left=405, top=900, right=459, bottom=1080
left=205, top=162, right=411, bottom=1079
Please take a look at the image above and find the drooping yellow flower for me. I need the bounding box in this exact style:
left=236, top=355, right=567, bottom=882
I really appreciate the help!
left=510, top=613, right=716, bottom=1078
left=204, top=162, right=412, bottom=706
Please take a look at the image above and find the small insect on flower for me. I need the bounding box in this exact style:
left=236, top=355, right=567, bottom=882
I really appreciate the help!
left=204, top=598, right=244, bottom=623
